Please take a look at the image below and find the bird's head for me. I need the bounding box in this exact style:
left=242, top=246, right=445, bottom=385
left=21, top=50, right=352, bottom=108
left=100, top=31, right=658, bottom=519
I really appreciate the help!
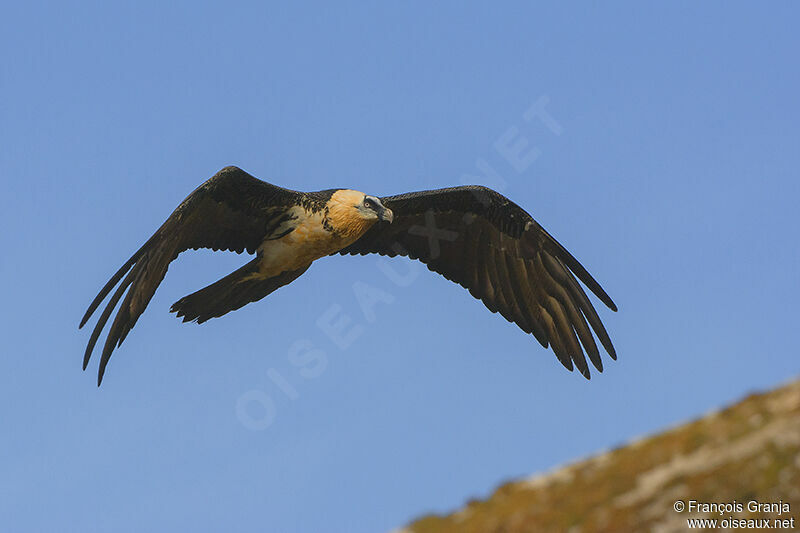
left=326, top=190, right=394, bottom=240
left=357, top=194, right=393, bottom=223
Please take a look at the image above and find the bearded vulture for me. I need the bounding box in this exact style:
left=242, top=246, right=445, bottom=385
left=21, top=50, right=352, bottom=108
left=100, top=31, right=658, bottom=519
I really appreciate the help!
left=80, top=166, right=617, bottom=385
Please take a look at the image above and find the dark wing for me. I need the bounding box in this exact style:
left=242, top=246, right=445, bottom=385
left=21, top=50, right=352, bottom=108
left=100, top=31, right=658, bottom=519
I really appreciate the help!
left=80, top=166, right=304, bottom=385
left=339, top=186, right=617, bottom=378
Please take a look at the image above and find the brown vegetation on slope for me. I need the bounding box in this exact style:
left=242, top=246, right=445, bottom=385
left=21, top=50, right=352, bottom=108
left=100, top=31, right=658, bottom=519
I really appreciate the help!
left=399, top=379, right=800, bottom=533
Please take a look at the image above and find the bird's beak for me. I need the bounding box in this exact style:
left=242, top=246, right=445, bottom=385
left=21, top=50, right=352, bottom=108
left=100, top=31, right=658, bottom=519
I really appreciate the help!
left=379, top=207, right=394, bottom=223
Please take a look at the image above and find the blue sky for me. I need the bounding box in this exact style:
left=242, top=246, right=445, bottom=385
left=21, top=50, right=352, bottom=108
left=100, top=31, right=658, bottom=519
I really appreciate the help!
left=2, top=2, right=798, bottom=532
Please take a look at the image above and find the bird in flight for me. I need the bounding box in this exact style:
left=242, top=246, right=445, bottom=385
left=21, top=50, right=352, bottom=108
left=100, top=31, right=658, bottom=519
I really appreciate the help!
left=81, top=166, right=617, bottom=385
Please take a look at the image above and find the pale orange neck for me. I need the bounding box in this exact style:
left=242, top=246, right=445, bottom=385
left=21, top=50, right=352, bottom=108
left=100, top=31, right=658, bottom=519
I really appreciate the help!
left=327, top=189, right=377, bottom=240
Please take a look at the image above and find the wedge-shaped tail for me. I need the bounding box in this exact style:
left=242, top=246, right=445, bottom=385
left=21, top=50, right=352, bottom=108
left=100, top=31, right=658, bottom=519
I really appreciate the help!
left=171, top=260, right=309, bottom=324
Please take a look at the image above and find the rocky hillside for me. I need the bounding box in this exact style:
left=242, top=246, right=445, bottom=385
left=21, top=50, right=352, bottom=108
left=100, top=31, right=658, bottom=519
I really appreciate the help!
left=397, top=379, right=800, bottom=533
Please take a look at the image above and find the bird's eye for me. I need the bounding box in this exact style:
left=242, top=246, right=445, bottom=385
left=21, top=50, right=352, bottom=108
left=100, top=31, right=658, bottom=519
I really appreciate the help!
left=364, top=198, right=376, bottom=209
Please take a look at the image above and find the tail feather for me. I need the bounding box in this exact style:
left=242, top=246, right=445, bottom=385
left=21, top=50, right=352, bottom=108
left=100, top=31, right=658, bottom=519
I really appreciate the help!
left=170, top=259, right=310, bottom=324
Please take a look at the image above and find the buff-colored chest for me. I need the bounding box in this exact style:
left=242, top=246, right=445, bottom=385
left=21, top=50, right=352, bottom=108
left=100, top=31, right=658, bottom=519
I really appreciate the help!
left=256, top=194, right=374, bottom=278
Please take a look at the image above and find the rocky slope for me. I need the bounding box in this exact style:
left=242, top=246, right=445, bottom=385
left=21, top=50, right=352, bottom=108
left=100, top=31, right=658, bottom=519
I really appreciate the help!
left=397, top=379, right=800, bottom=533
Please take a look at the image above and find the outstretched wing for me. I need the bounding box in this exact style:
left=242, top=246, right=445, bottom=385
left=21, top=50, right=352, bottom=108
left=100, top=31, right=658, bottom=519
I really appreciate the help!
left=339, top=186, right=618, bottom=378
left=80, top=166, right=304, bottom=385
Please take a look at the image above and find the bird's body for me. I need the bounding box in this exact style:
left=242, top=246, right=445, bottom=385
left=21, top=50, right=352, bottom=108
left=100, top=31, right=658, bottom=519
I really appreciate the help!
left=254, top=190, right=379, bottom=278
left=81, top=166, right=618, bottom=385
